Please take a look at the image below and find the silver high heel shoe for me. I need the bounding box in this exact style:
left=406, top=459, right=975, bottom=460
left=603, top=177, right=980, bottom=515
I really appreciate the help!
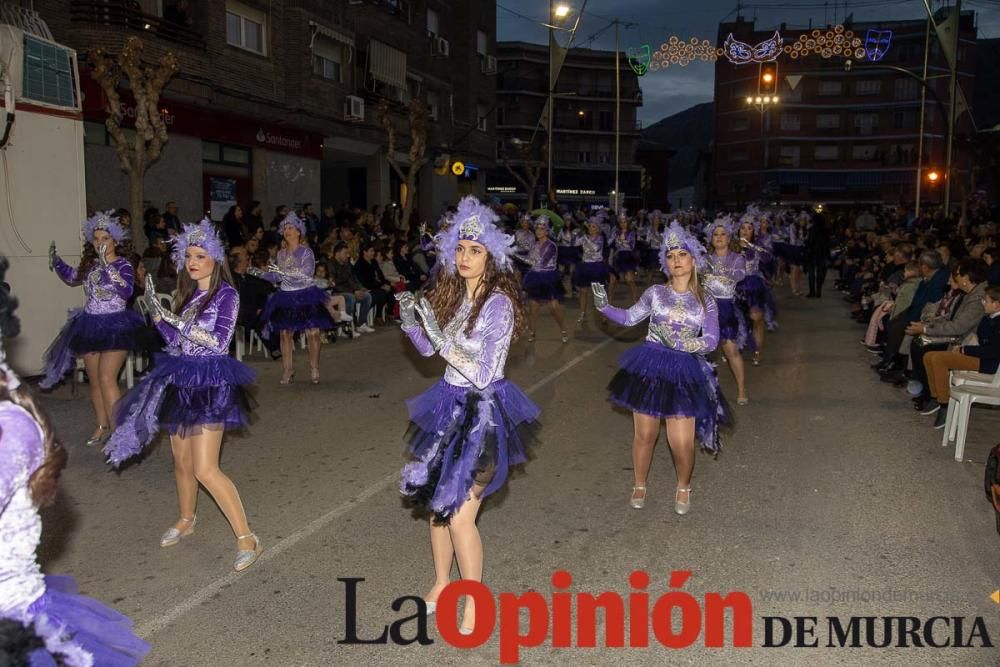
left=674, top=488, right=692, bottom=515
left=160, top=516, right=196, bottom=547
left=629, top=486, right=647, bottom=509
left=234, top=533, right=263, bottom=572
left=84, top=425, right=111, bottom=447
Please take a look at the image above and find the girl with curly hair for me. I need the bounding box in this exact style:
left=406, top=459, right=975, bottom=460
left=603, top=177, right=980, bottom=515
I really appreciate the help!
left=395, top=196, right=539, bottom=635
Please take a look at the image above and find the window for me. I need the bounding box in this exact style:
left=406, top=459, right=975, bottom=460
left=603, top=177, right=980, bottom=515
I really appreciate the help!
left=815, top=145, right=839, bottom=161
left=477, top=103, right=488, bottom=132
left=427, top=91, right=440, bottom=120
left=578, top=151, right=591, bottom=163
left=477, top=29, right=488, bottom=57
left=730, top=115, right=749, bottom=131
left=313, top=38, right=343, bottom=82
left=226, top=1, right=266, bottom=55
left=203, top=141, right=251, bottom=165
left=598, top=111, right=613, bottom=132
left=855, top=80, right=881, bottom=96
left=426, top=8, right=439, bottom=36
left=779, top=145, right=800, bottom=167
left=851, top=144, right=878, bottom=161
left=22, top=35, right=77, bottom=108
left=222, top=146, right=251, bottom=164
left=780, top=113, right=801, bottom=131
left=577, top=111, right=590, bottom=130
left=817, top=80, right=842, bottom=96
left=894, top=78, right=918, bottom=100
left=816, top=113, right=840, bottom=129
left=853, top=113, right=879, bottom=136
left=893, top=109, right=918, bottom=129
left=730, top=148, right=748, bottom=161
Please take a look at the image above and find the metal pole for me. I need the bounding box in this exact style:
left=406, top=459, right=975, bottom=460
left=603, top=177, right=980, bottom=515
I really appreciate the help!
left=915, top=15, right=930, bottom=217
left=614, top=19, right=620, bottom=214
left=547, top=0, right=554, bottom=207
left=943, top=0, right=960, bottom=214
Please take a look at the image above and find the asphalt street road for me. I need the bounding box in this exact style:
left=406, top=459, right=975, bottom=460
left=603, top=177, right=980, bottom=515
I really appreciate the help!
left=35, top=287, right=1000, bottom=666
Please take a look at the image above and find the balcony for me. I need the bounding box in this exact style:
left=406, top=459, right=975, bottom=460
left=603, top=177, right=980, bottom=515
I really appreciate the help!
left=70, top=1, right=205, bottom=49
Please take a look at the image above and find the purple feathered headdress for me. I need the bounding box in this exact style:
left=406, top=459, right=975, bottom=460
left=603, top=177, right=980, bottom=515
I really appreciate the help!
left=434, top=195, right=516, bottom=272
left=659, top=221, right=708, bottom=275
left=171, top=218, right=226, bottom=270
left=737, top=210, right=761, bottom=237
left=703, top=214, right=736, bottom=242
left=533, top=215, right=551, bottom=234
left=82, top=210, right=128, bottom=243
left=279, top=211, right=307, bottom=237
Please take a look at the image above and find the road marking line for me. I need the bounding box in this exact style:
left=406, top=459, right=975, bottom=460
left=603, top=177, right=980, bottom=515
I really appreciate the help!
left=136, top=336, right=616, bottom=638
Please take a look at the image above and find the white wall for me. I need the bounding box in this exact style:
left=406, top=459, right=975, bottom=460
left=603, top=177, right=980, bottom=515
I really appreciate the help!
left=253, top=150, right=321, bottom=214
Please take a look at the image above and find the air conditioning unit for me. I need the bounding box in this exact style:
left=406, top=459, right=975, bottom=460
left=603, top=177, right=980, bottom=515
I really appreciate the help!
left=480, top=54, right=497, bottom=75
left=434, top=36, right=449, bottom=57
left=345, top=95, right=365, bottom=121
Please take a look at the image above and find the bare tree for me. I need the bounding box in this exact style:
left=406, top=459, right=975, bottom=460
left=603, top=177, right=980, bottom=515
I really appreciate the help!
left=90, top=36, right=178, bottom=248
left=498, top=140, right=545, bottom=210
left=376, top=98, right=429, bottom=231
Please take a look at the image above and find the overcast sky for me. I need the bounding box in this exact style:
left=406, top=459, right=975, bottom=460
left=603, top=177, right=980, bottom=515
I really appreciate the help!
left=496, top=0, right=1000, bottom=124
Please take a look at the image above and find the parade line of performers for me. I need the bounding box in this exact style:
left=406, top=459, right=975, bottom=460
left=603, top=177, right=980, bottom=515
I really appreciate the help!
left=2, top=198, right=807, bottom=663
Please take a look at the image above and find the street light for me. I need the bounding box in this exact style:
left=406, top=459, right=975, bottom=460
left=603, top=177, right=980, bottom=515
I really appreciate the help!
left=547, top=2, right=575, bottom=206
left=554, top=4, right=571, bottom=19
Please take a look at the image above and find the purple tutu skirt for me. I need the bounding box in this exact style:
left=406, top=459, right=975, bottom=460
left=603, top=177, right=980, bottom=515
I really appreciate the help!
left=614, top=253, right=639, bottom=274
left=523, top=269, right=564, bottom=302
left=557, top=245, right=581, bottom=266
left=24, top=575, right=149, bottom=667
left=105, top=353, right=255, bottom=465
left=607, top=342, right=730, bottom=453
left=573, top=261, right=610, bottom=288
left=39, top=309, right=146, bottom=389
left=260, top=286, right=334, bottom=337
left=642, top=247, right=662, bottom=269
left=399, top=379, right=540, bottom=523
left=737, top=275, right=778, bottom=331
left=717, top=298, right=755, bottom=351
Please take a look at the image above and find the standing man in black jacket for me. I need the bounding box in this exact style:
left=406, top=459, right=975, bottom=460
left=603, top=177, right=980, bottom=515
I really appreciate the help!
left=805, top=214, right=831, bottom=298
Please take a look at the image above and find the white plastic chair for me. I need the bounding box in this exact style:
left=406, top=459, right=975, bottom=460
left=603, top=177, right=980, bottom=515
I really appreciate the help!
left=941, top=370, right=1000, bottom=461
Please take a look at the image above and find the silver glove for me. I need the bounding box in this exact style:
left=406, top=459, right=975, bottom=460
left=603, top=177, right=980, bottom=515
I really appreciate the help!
left=48, top=241, right=56, bottom=272
left=265, top=262, right=288, bottom=278
left=591, top=282, right=609, bottom=310
left=395, top=291, right=417, bottom=329
left=415, top=297, right=447, bottom=350
left=144, top=275, right=163, bottom=321
left=98, top=243, right=109, bottom=267
left=246, top=266, right=263, bottom=278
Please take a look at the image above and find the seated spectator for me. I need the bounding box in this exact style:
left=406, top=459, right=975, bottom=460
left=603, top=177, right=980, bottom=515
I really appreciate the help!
left=162, top=200, right=181, bottom=233
left=393, top=239, right=428, bottom=292
left=354, top=242, right=393, bottom=323
left=863, top=261, right=920, bottom=349
left=230, top=246, right=279, bottom=358
left=875, top=250, right=948, bottom=372
left=328, top=241, right=375, bottom=333
left=313, top=264, right=359, bottom=337
left=984, top=248, right=1000, bottom=286
left=921, top=285, right=1000, bottom=427
left=155, top=250, right=178, bottom=294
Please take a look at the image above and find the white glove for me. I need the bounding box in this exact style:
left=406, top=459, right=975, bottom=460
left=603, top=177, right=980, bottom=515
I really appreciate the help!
left=395, top=291, right=417, bottom=329
left=591, top=282, right=608, bottom=310
left=98, top=243, right=109, bottom=267
left=415, top=297, right=446, bottom=350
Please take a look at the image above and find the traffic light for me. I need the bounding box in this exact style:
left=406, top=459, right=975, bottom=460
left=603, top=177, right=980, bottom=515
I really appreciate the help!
left=759, top=63, right=778, bottom=97
left=926, top=168, right=942, bottom=186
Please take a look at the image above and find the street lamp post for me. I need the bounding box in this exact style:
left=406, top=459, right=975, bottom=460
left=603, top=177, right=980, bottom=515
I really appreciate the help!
left=547, top=3, right=572, bottom=207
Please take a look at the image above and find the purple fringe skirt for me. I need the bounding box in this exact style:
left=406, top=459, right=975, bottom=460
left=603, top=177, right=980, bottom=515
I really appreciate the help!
left=39, top=309, right=146, bottom=389
left=608, top=342, right=730, bottom=454
left=24, top=575, right=149, bottom=667
left=737, top=275, right=778, bottom=331
left=717, top=298, right=755, bottom=351
left=523, top=269, right=564, bottom=302
left=105, top=353, right=255, bottom=466
left=260, top=286, right=334, bottom=337
left=399, top=379, right=540, bottom=523
left=573, top=261, right=610, bottom=288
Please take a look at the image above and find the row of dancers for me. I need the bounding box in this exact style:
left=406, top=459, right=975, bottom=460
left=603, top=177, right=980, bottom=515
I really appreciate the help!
left=5, top=197, right=795, bottom=662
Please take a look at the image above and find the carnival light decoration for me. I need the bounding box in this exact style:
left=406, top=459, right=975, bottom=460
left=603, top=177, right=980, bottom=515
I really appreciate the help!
left=722, top=31, right=783, bottom=64
left=783, top=24, right=864, bottom=60
left=864, top=29, right=893, bottom=62
left=627, top=45, right=651, bottom=76
left=649, top=36, right=719, bottom=71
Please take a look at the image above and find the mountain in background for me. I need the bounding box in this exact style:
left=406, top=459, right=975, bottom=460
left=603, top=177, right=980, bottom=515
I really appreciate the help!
left=641, top=101, right=714, bottom=191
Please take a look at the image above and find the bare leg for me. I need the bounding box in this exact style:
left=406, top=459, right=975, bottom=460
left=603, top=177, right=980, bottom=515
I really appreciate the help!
left=631, top=412, right=660, bottom=505
left=448, top=492, right=484, bottom=631
left=190, top=428, right=253, bottom=550
left=609, top=272, right=618, bottom=304
left=548, top=300, right=566, bottom=333
left=625, top=273, right=638, bottom=303
left=577, top=289, right=588, bottom=321
left=527, top=300, right=539, bottom=338
left=279, top=330, right=294, bottom=383
left=721, top=339, right=747, bottom=401
left=169, top=434, right=198, bottom=532
left=97, top=350, right=127, bottom=427
left=426, top=520, right=454, bottom=604
left=306, top=328, right=321, bottom=380
left=749, top=309, right=765, bottom=360
left=82, top=353, right=107, bottom=437
left=665, top=416, right=696, bottom=506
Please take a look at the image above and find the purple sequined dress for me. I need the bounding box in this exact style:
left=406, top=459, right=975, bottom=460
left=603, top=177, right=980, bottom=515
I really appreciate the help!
left=258, top=245, right=334, bottom=337
left=39, top=256, right=146, bottom=389
left=399, top=293, right=539, bottom=523
left=572, top=234, right=610, bottom=287
left=599, top=285, right=730, bottom=453
left=612, top=229, right=638, bottom=274
left=736, top=246, right=778, bottom=331
left=0, top=402, right=150, bottom=666
left=104, top=283, right=254, bottom=465
left=521, top=239, right=563, bottom=302
left=704, top=252, right=755, bottom=351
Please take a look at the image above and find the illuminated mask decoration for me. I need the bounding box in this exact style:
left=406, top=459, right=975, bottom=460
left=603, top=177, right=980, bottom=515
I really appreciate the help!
left=723, top=30, right=782, bottom=64
left=864, top=29, right=892, bottom=62
left=627, top=45, right=651, bottom=76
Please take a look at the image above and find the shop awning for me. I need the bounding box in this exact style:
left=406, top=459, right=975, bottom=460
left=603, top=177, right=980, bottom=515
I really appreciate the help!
left=369, top=39, right=407, bottom=89
left=309, top=22, right=354, bottom=48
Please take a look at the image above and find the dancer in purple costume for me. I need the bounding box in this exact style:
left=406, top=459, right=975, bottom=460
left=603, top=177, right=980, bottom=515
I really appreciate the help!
left=252, top=212, right=334, bottom=384
left=704, top=216, right=753, bottom=405
left=592, top=222, right=729, bottom=515
left=573, top=219, right=610, bottom=323
left=42, top=211, right=145, bottom=448
left=0, top=259, right=150, bottom=666
left=517, top=217, right=568, bottom=343
left=397, top=196, right=539, bottom=635
left=736, top=216, right=778, bottom=365
left=104, top=220, right=262, bottom=572
left=611, top=215, right=639, bottom=304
